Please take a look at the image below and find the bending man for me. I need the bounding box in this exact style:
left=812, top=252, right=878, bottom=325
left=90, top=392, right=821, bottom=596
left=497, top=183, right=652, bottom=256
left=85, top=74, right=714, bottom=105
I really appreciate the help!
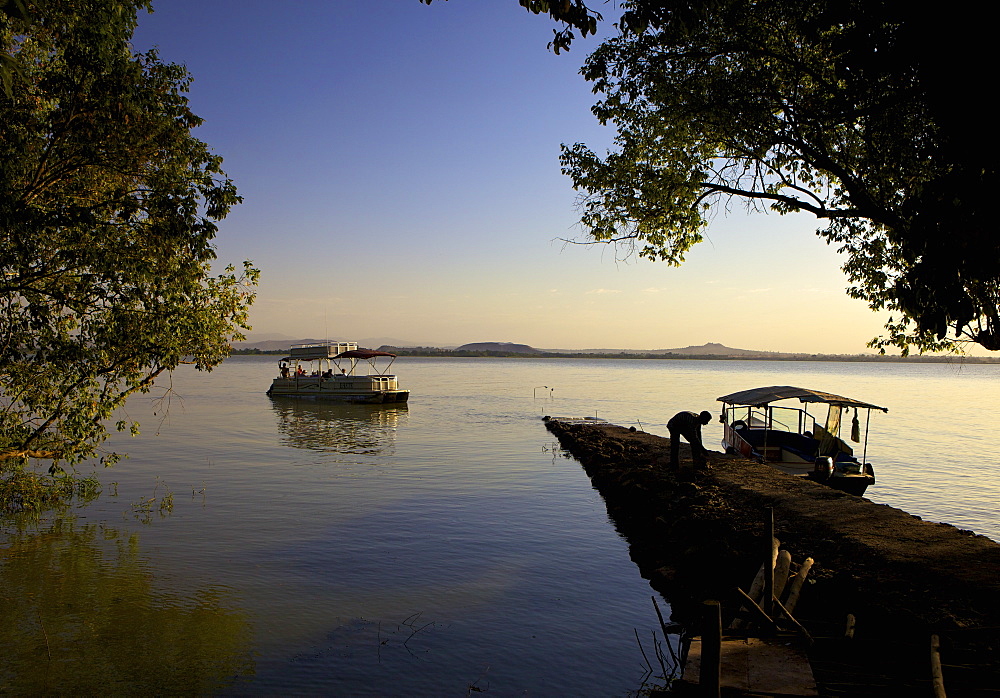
left=667, top=410, right=713, bottom=470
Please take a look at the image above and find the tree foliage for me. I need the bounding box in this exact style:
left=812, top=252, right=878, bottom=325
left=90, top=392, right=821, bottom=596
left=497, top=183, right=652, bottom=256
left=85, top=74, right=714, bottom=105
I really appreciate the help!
left=1, top=0, right=258, bottom=472
left=0, top=0, right=31, bottom=95
left=555, top=0, right=996, bottom=353
left=424, top=0, right=994, bottom=353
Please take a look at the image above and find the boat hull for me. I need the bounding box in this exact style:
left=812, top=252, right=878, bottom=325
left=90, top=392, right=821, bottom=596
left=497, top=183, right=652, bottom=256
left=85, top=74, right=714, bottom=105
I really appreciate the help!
left=267, top=381, right=409, bottom=404
left=809, top=472, right=874, bottom=496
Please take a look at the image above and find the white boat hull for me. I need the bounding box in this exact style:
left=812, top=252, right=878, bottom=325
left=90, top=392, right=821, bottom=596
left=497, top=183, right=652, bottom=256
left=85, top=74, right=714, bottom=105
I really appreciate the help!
left=267, top=378, right=409, bottom=404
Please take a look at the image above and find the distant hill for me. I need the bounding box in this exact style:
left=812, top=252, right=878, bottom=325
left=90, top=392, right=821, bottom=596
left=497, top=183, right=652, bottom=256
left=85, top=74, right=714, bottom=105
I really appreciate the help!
left=536, top=342, right=778, bottom=356
left=654, top=342, right=777, bottom=356
left=455, top=342, right=538, bottom=354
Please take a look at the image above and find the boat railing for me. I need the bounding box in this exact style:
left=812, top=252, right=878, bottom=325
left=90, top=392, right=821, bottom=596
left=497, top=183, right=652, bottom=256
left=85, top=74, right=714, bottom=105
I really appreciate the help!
left=767, top=405, right=808, bottom=434
left=274, top=374, right=399, bottom=390
left=291, top=341, right=358, bottom=350
left=769, top=415, right=795, bottom=432
left=289, top=342, right=358, bottom=359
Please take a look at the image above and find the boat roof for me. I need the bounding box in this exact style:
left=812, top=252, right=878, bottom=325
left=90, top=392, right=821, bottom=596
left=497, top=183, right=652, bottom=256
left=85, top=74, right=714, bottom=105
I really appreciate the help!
left=717, top=386, right=887, bottom=412
left=285, top=341, right=357, bottom=360
left=335, top=349, right=396, bottom=359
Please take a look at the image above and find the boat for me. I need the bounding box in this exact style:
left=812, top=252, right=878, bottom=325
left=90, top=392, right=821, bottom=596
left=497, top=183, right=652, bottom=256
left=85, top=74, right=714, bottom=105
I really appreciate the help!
left=266, top=342, right=410, bottom=404
left=717, top=386, right=887, bottom=495
left=541, top=416, right=609, bottom=426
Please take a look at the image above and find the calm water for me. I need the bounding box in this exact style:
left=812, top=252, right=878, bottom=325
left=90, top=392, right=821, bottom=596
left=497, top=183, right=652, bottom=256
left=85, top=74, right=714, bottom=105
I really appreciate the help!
left=2, top=356, right=997, bottom=694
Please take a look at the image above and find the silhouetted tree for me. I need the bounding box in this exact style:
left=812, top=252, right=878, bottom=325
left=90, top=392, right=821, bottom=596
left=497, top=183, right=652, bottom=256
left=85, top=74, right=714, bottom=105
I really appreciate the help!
left=1, top=0, right=258, bottom=474
left=427, top=0, right=996, bottom=353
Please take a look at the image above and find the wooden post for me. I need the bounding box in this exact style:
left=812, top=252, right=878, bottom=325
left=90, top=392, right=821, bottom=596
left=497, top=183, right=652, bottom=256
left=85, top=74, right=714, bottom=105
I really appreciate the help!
left=701, top=600, right=722, bottom=698
left=731, top=536, right=778, bottom=630
left=764, top=508, right=775, bottom=618
left=931, top=634, right=947, bottom=698
left=784, top=557, right=814, bottom=613
left=773, top=549, right=793, bottom=600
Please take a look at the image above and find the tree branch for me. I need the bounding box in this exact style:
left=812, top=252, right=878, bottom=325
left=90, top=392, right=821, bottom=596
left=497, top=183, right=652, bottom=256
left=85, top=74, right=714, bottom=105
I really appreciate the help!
left=695, top=181, right=860, bottom=219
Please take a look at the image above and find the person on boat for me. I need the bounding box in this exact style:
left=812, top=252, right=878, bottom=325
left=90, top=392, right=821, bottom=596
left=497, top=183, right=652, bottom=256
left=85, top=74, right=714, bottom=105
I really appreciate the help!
left=321, top=369, right=333, bottom=379
left=295, top=366, right=305, bottom=377
left=279, top=361, right=289, bottom=379
left=668, top=410, right=713, bottom=470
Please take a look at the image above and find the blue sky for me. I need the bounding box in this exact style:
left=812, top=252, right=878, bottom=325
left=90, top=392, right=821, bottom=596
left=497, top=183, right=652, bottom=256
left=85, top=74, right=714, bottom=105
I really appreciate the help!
left=133, top=1, right=892, bottom=353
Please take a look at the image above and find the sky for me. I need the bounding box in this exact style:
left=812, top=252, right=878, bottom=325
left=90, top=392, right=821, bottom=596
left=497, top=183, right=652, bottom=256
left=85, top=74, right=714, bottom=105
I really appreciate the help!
left=132, top=1, right=897, bottom=354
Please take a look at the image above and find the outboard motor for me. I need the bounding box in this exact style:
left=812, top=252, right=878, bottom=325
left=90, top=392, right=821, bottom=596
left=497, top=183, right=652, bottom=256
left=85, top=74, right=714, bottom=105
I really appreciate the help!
left=813, top=456, right=835, bottom=481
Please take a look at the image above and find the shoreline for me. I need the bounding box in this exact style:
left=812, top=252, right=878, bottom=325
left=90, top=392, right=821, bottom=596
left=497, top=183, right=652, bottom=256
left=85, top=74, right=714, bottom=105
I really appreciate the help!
left=544, top=419, right=1000, bottom=695
left=231, top=348, right=1000, bottom=364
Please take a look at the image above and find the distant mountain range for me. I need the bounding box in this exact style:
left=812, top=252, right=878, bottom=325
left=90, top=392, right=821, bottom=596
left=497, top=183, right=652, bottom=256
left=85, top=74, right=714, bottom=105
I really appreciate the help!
left=234, top=338, right=802, bottom=357
left=553, top=342, right=781, bottom=356
left=230, top=338, right=998, bottom=362
left=451, top=341, right=784, bottom=356
left=454, top=342, right=537, bottom=353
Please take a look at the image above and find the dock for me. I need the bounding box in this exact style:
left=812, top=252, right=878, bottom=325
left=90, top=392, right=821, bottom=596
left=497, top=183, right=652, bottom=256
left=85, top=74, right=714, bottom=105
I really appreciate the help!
left=543, top=418, right=1000, bottom=695
left=684, top=636, right=817, bottom=696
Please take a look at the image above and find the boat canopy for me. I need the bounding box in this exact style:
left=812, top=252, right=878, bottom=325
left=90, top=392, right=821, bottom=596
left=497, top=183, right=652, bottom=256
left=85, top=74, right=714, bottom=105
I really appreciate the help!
left=335, top=350, right=397, bottom=360
left=281, top=341, right=357, bottom=361
left=717, top=386, right=887, bottom=412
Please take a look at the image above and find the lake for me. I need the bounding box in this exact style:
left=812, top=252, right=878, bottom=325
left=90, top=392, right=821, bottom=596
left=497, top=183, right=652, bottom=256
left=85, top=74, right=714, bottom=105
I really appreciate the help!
left=1, top=356, right=997, bottom=695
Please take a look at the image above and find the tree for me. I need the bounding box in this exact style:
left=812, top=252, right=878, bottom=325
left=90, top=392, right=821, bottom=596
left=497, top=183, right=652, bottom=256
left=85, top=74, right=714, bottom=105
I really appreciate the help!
left=0, top=0, right=30, bottom=96
left=555, top=0, right=996, bottom=353
left=1, top=0, right=258, bottom=480
left=426, top=0, right=996, bottom=353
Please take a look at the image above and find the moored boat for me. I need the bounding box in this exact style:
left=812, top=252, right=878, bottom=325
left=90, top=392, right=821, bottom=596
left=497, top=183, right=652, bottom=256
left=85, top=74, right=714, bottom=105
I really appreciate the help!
left=717, top=386, right=887, bottom=495
left=266, top=342, right=409, bottom=404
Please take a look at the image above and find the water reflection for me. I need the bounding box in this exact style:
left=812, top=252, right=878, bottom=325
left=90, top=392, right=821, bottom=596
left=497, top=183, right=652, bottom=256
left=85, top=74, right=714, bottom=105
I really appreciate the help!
left=269, top=398, right=408, bottom=455
left=0, top=519, right=253, bottom=694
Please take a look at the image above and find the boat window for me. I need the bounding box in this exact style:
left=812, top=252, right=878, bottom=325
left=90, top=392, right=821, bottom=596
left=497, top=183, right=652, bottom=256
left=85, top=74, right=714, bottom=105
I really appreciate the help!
left=726, top=406, right=751, bottom=425
left=769, top=407, right=800, bottom=433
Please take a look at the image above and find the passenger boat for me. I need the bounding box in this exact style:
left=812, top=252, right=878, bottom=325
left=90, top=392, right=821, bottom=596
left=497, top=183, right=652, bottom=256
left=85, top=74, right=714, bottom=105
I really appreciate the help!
left=266, top=342, right=409, bottom=404
left=717, top=386, right=887, bottom=495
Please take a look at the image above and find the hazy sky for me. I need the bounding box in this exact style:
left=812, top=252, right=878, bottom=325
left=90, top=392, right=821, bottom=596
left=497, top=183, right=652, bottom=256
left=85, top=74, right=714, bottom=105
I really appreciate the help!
left=133, top=1, right=895, bottom=353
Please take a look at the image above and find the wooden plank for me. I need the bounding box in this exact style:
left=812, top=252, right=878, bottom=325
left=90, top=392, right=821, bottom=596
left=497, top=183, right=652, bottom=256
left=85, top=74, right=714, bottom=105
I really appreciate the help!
left=734, top=587, right=777, bottom=633
left=684, top=636, right=818, bottom=696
